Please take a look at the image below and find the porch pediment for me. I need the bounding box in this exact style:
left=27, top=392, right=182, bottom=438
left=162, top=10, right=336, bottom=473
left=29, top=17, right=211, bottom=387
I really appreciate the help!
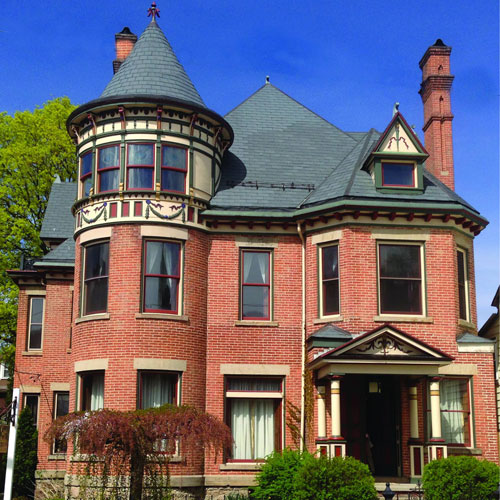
left=310, top=324, right=453, bottom=377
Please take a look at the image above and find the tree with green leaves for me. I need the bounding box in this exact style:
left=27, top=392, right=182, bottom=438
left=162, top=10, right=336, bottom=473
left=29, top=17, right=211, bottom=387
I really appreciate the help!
left=0, top=97, right=77, bottom=369
left=13, top=406, right=38, bottom=499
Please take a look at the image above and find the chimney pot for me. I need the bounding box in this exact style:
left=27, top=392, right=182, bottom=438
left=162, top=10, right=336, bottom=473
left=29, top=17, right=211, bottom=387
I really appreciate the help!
left=113, top=27, right=137, bottom=74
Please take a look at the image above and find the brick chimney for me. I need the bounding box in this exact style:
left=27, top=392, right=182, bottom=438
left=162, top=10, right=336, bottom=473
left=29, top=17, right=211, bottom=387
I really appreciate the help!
left=419, top=39, right=455, bottom=190
left=113, top=27, right=137, bottom=74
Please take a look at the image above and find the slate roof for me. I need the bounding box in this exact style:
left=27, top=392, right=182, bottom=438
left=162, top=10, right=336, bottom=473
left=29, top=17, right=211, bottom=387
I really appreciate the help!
left=208, top=83, right=482, bottom=218
left=456, top=332, right=495, bottom=344
left=36, top=238, right=75, bottom=266
left=40, top=182, right=77, bottom=241
left=309, top=324, right=353, bottom=340
left=101, top=20, right=205, bottom=108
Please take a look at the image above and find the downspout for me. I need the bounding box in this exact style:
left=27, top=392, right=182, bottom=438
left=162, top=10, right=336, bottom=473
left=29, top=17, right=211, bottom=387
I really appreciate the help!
left=297, top=221, right=306, bottom=451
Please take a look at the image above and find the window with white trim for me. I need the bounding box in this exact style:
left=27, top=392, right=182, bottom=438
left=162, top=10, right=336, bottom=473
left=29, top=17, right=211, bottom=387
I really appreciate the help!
left=226, top=377, right=282, bottom=461
left=241, top=250, right=272, bottom=320
left=27, top=297, right=44, bottom=350
left=457, top=248, right=470, bottom=322
left=378, top=243, right=424, bottom=315
left=320, top=244, right=339, bottom=316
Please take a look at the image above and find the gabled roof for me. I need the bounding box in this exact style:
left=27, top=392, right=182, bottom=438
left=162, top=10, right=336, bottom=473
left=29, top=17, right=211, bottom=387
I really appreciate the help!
left=100, top=20, right=205, bottom=108
left=40, top=182, right=77, bottom=242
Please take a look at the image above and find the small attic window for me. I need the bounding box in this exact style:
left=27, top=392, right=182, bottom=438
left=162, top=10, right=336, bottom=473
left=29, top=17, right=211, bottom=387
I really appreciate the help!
left=381, top=162, right=415, bottom=187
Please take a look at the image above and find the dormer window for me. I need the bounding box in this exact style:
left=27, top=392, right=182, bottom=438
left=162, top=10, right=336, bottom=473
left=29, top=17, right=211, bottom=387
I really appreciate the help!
left=381, top=161, right=416, bottom=188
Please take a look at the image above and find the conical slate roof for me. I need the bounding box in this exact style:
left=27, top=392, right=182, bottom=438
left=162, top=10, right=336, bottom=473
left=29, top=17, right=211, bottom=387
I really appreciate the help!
left=101, top=20, right=205, bottom=108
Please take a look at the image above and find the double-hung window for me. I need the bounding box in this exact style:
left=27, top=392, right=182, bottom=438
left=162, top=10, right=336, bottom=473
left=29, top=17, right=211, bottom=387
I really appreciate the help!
left=161, top=146, right=187, bottom=193
left=27, top=297, right=44, bottom=350
left=226, top=377, right=282, bottom=461
left=241, top=250, right=271, bottom=320
left=127, top=143, right=154, bottom=190
left=53, top=392, right=69, bottom=453
left=320, top=245, right=339, bottom=316
left=80, top=152, right=93, bottom=197
left=80, top=372, right=104, bottom=411
left=426, top=378, right=471, bottom=446
left=97, top=145, right=120, bottom=192
left=24, top=394, right=39, bottom=427
left=143, top=241, right=181, bottom=314
left=457, top=248, right=470, bottom=322
left=378, top=243, right=423, bottom=314
left=82, top=241, right=109, bottom=316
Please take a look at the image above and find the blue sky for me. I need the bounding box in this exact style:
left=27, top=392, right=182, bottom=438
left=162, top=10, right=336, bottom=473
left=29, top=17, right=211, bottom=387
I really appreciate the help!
left=0, top=1, right=498, bottom=324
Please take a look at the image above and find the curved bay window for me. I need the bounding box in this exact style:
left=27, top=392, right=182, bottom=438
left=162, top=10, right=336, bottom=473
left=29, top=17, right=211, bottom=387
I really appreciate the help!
left=161, top=146, right=187, bottom=193
left=378, top=243, right=423, bottom=314
left=241, top=250, right=271, bottom=320
left=143, top=240, right=181, bottom=314
left=321, top=245, right=339, bottom=316
left=98, top=145, right=120, bottom=192
left=139, top=372, right=177, bottom=409
left=226, top=377, right=282, bottom=461
left=80, top=152, right=93, bottom=197
left=83, top=241, right=109, bottom=315
left=127, top=143, right=154, bottom=190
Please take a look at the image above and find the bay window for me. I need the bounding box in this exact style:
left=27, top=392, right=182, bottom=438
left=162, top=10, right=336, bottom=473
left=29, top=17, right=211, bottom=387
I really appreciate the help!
left=82, top=241, right=109, bottom=315
left=139, top=371, right=177, bottom=409
left=80, top=371, right=104, bottom=411
left=97, top=145, right=120, bottom=192
left=457, top=248, right=469, bottom=321
left=320, top=245, right=339, bottom=316
left=80, top=152, right=93, bottom=197
left=241, top=250, right=271, bottom=320
left=161, top=146, right=187, bottom=193
left=127, top=143, right=154, bottom=189
left=226, top=377, right=282, bottom=461
left=143, top=240, right=181, bottom=314
left=378, top=243, right=423, bottom=314
left=27, top=297, right=44, bottom=350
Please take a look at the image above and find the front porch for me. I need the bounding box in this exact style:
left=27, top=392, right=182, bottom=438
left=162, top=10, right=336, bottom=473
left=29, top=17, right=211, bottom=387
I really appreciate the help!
left=310, top=324, right=454, bottom=481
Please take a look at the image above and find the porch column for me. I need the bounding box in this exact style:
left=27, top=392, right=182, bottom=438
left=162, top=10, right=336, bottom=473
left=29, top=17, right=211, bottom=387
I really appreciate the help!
left=429, top=378, right=442, bottom=440
left=330, top=376, right=342, bottom=438
left=409, top=385, right=419, bottom=439
left=408, top=384, right=424, bottom=478
left=427, top=377, right=447, bottom=461
left=317, top=385, right=326, bottom=438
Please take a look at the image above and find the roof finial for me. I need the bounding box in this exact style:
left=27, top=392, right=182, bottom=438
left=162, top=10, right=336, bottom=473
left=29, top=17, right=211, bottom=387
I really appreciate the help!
left=392, top=102, right=400, bottom=117
left=266, top=75, right=270, bottom=84
left=148, top=2, right=160, bottom=20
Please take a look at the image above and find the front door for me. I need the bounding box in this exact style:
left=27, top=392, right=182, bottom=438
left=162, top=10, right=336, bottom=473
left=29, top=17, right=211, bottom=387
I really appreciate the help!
left=341, top=375, right=401, bottom=477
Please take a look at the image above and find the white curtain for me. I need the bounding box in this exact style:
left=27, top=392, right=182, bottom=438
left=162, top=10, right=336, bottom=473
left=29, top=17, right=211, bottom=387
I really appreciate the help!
left=441, top=379, right=466, bottom=443
left=231, top=399, right=274, bottom=460
left=90, top=374, right=104, bottom=411
left=244, top=252, right=268, bottom=284
left=142, top=373, right=174, bottom=409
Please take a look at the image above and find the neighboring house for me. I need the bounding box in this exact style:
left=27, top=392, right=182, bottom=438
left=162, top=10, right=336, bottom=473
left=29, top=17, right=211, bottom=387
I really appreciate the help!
left=479, top=287, right=500, bottom=450
left=9, top=7, right=498, bottom=497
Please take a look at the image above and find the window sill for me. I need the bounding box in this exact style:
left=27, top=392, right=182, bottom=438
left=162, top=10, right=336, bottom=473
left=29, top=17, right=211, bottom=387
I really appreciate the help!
left=447, top=446, right=482, bottom=456
left=220, top=462, right=263, bottom=471
left=135, top=313, right=189, bottom=322
left=373, top=315, right=433, bottom=324
left=458, top=319, right=476, bottom=329
left=48, top=454, right=66, bottom=461
left=22, top=351, right=43, bottom=356
left=75, top=313, right=110, bottom=324
left=234, top=320, right=279, bottom=327
left=313, top=316, right=343, bottom=324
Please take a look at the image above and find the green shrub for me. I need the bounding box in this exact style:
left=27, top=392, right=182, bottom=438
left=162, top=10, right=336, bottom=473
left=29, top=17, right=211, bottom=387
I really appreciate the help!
left=253, top=449, right=377, bottom=500
left=423, top=455, right=499, bottom=500
left=293, top=454, right=377, bottom=500
left=13, top=407, right=38, bottom=499
left=252, top=448, right=309, bottom=500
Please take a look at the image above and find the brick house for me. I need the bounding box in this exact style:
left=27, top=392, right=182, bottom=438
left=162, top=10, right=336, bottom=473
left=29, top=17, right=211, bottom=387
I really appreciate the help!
left=9, top=6, right=498, bottom=497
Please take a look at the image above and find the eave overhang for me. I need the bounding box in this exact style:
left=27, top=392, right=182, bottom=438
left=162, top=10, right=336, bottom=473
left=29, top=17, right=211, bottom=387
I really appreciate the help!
left=67, top=95, right=234, bottom=146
